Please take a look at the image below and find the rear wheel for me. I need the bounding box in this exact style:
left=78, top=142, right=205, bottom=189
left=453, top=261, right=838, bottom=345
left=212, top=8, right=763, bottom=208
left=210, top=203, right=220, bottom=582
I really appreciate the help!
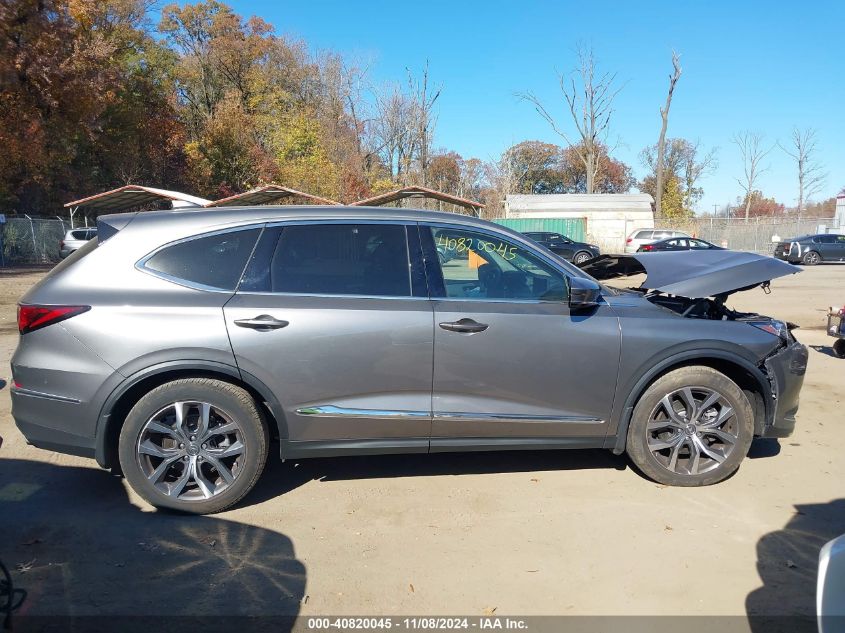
left=802, top=250, right=821, bottom=265
left=833, top=339, right=845, bottom=359
left=626, top=366, right=754, bottom=486
left=118, top=378, right=268, bottom=514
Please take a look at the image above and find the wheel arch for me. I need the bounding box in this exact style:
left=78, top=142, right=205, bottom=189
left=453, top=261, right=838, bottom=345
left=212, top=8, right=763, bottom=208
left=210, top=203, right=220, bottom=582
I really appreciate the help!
left=95, top=361, right=287, bottom=469
left=609, top=350, right=772, bottom=454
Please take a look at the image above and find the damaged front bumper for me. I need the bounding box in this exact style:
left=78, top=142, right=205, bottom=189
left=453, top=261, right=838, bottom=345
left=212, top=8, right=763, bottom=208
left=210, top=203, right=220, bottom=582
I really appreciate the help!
left=760, top=339, right=808, bottom=438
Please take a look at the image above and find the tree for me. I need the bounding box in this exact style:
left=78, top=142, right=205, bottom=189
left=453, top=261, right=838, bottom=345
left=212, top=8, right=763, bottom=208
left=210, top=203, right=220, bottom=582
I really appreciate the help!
left=502, top=141, right=567, bottom=194
left=779, top=127, right=826, bottom=213
left=0, top=0, right=184, bottom=210
left=640, top=138, right=717, bottom=213
left=734, top=191, right=785, bottom=218
left=654, top=51, right=682, bottom=218
left=733, top=131, right=774, bottom=221
left=520, top=45, right=623, bottom=193
left=559, top=142, right=634, bottom=193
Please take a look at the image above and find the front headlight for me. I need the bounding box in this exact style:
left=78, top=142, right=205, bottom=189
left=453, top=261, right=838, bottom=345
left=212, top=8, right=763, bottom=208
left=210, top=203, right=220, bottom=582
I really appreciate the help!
left=749, top=319, right=789, bottom=341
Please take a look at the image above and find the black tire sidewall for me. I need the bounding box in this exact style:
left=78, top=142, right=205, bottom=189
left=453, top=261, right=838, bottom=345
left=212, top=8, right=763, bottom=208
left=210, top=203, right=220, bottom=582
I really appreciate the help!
left=833, top=339, right=845, bottom=359
left=626, top=367, right=754, bottom=487
left=118, top=379, right=268, bottom=514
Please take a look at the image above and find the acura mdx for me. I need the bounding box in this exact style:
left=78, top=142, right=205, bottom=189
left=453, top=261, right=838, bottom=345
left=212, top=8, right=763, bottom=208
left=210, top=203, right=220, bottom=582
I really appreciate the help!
left=11, top=207, right=808, bottom=513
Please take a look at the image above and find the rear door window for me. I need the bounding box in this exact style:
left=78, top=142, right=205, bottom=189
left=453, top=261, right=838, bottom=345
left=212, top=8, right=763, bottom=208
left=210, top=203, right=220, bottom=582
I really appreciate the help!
left=241, top=223, right=413, bottom=297
left=143, top=228, right=261, bottom=291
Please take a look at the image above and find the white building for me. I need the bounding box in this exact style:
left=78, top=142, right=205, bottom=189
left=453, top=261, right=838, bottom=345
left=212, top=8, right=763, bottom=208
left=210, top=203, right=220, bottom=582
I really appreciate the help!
left=836, top=192, right=845, bottom=229
left=504, top=193, right=655, bottom=252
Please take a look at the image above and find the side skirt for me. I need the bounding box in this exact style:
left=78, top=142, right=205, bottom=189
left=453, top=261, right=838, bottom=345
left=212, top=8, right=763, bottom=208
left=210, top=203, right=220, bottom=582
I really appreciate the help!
left=280, top=436, right=608, bottom=459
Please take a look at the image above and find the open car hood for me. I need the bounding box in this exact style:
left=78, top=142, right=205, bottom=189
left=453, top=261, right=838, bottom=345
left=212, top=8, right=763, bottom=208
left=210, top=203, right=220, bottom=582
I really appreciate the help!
left=577, top=250, right=801, bottom=298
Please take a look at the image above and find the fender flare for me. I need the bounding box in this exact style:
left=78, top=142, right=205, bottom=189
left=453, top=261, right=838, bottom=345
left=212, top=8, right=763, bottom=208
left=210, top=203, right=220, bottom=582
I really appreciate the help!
left=94, top=360, right=288, bottom=468
left=609, top=348, right=772, bottom=454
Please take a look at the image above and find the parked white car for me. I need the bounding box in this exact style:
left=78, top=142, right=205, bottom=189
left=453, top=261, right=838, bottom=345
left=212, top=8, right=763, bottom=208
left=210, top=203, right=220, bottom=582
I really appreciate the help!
left=625, top=228, right=691, bottom=253
left=818, top=533, right=845, bottom=633
left=59, top=227, right=97, bottom=259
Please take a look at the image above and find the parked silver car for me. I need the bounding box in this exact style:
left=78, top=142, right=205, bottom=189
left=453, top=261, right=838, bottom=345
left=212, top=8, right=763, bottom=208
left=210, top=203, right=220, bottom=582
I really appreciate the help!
left=11, top=207, right=807, bottom=513
left=625, top=228, right=691, bottom=253
left=59, top=227, right=97, bottom=258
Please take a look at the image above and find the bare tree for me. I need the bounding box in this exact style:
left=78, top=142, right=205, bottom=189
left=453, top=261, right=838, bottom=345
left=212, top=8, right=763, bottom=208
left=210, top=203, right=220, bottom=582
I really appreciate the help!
left=779, top=127, right=826, bottom=213
left=520, top=45, right=623, bottom=193
left=733, top=131, right=774, bottom=220
left=407, top=62, right=441, bottom=186
left=654, top=51, right=682, bottom=217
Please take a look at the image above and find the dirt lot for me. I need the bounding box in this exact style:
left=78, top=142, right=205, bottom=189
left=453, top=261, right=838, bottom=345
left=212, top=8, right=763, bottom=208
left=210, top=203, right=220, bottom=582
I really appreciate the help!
left=1, top=264, right=843, bottom=629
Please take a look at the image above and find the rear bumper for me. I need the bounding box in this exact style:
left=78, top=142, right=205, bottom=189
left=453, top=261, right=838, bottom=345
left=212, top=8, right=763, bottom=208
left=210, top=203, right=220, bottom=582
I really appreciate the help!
left=760, top=340, right=808, bottom=438
left=10, top=323, right=117, bottom=460
left=11, top=388, right=96, bottom=457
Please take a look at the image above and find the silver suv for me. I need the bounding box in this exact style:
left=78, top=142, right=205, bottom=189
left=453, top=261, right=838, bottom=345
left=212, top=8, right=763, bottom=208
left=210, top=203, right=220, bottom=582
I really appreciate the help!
left=11, top=207, right=808, bottom=514
left=59, top=227, right=97, bottom=258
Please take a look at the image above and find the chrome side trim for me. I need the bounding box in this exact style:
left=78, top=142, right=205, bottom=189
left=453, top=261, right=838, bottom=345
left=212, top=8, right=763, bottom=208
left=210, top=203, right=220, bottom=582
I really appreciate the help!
left=12, top=387, right=81, bottom=404
left=295, top=405, right=431, bottom=419
left=434, top=412, right=605, bottom=424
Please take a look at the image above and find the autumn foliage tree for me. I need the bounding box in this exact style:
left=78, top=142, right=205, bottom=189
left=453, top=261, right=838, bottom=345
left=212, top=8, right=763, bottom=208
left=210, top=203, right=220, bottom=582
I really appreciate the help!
left=0, top=0, right=184, bottom=209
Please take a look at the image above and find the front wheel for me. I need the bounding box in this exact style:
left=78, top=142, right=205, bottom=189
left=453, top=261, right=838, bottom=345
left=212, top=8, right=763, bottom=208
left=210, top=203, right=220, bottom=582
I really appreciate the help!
left=802, top=250, right=821, bottom=265
left=626, top=366, right=754, bottom=486
left=118, top=378, right=268, bottom=514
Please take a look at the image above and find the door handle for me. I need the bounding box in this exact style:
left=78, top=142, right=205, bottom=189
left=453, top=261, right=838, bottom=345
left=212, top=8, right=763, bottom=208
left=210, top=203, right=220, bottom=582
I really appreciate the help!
left=438, top=318, right=489, bottom=334
left=234, top=315, right=289, bottom=330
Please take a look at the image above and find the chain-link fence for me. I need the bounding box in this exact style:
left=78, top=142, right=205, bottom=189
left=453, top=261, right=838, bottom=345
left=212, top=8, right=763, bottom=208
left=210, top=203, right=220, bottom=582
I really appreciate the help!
left=657, top=217, right=843, bottom=254
left=0, top=217, right=73, bottom=266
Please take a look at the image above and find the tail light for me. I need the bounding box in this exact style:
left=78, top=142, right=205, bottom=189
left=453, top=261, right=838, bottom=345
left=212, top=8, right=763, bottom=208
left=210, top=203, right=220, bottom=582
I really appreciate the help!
left=640, top=244, right=654, bottom=251
left=626, top=237, right=633, bottom=243
left=59, top=240, right=64, bottom=249
left=17, top=304, right=90, bottom=335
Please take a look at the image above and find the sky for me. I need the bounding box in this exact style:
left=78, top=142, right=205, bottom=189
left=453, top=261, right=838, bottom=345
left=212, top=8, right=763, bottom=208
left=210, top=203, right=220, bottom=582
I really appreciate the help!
left=221, top=0, right=845, bottom=214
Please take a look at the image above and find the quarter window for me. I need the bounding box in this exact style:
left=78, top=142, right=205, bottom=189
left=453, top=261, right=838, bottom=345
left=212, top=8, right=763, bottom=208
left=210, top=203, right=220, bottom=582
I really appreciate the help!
left=143, top=228, right=261, bottom=290
left=244, top=224, right=412, bottom=297
left=429, top=226, right=567, bottom=301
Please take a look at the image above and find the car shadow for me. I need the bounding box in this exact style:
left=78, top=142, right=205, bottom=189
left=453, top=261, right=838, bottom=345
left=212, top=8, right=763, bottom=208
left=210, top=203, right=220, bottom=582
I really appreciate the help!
left=810, top=344, right=842, bottom=359
left=747, top=438, right=782, bottom=459
left=0, top=457, right=306, bottom=628
left=244, top=446, right=628, bottom=508
left=746, top=498, right=845, bottom=633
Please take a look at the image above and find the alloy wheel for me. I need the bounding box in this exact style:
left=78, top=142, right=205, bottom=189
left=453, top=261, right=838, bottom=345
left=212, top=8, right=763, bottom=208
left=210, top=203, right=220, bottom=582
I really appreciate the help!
left=135, top=401, right=246, bottom=501
left=574, top=252, right=592, bottom=264
left=646, top=386, right=739, bottom=476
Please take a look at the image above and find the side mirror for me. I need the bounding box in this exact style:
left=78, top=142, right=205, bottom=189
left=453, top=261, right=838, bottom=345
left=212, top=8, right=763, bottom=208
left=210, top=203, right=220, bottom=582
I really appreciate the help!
left=569, top=277, right=602, bottom=310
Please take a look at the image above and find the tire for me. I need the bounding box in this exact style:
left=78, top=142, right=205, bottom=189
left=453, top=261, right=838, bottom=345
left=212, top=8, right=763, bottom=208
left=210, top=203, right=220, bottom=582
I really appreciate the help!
left=573, top=251, right=593, bottom=265
left=626, top=366, right=754, bottom=487
left=833, top=339, right=845, bottom=359
left=118, top=378, right=269, bottom=514
left=802, top=250, right=821, bottom=266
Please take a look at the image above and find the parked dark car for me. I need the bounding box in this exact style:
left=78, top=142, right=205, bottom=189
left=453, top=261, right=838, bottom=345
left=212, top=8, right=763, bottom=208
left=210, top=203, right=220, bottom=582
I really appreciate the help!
left=637, top=237, right=723, bottom=252
left=11, top=207, right=807, bottom=514
left=773, top=233, right=845, bottom=265
left=522, top=231, right=600, bottom=264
